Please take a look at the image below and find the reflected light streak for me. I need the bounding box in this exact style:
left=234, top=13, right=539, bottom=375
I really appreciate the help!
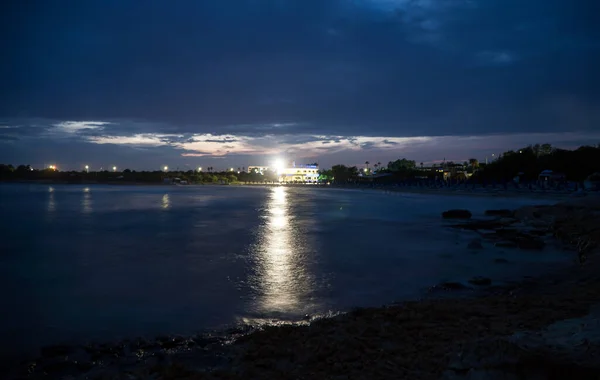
left=81, top=187, right=92, bottom=214
left=47, top=187, right=55, bottom=214
left=162, top=193, right=170, bottom=209
left=254, top=186, right=309, bottom=313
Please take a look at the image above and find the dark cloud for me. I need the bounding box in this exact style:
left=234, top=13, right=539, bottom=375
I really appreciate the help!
left=1, top=0, right=598, bottom=167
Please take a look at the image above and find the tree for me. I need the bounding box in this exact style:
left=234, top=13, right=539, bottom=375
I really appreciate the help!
left=540, top=143, right=553, bottom=156
left=16, top=165, right=30, bottom=173
left=468, top=158, right=479, bottom=169
left=388, top=158, right=416, bottom=172
left=331, top=165, right=358, bottom=183
left=365, top=161, right=370, bottom=171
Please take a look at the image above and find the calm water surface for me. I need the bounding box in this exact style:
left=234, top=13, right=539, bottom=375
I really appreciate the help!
left=0, top=184, right=568, bottom=358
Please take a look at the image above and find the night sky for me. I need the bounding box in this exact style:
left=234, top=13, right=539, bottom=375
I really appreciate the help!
left=1, top=0, right=599, bottom=170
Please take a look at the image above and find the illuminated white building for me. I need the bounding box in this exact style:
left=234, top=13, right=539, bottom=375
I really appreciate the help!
left=277, top=163, right=319, bottom=183
left=248, top=162, right=320, bottom=183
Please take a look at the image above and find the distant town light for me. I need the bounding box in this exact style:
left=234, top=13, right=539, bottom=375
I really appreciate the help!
left=163, top=166, right=168, bottom=172
left=198, top=167, right=202, bottom=172
left=48, top=165, right=56, bottom=170
left=230, top=168, right=234, bottom=171
left=112, top=166, right=117, bottom=172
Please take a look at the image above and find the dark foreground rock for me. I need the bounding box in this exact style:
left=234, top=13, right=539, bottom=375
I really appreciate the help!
left=443, top=209, right=473, bottom=219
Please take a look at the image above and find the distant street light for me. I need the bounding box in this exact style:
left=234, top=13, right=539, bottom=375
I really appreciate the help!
left=85, top=165, right=89, bottom=172
left=198, top=167, right=202, bottom=172
left=230, top=168, right=234, bottom=171
left=112, top=166, right=117, bottom=172
left=163, top=166, right=168, bottom=172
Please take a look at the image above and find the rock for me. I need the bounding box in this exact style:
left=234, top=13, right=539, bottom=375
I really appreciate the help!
left=467, top=239, right=483, bottom=250
left=516, top=238, right=545, bottom=250
left=160, top=336, right=185, bottom=349
left=485, top=209, right=514, bottom=217
left=443, top=209, right=472, bottom=219
left=468, top=277, right=492, bottom=286
left=450, top=219, right=513, bottom=231
left=40, top=344, right=73, bottom=358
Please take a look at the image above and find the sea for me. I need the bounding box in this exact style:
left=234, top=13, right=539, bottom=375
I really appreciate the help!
left=0, top=183, right=571, bottom=360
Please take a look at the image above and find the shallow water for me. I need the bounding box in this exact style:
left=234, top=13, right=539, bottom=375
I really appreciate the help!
left=0, top=184, right=569, bottom=358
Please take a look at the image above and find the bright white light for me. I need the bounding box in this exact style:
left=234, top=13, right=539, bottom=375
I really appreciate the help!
left=198, top=167, right=202, bottom=172
left=85, top=165, right=89, bottom=169
left=273, top=159, right=285, bottom=175
left=112, top=166, right=117, bottom=172
left=230, top=168, right=234, bottom=171
left=163, top=166, right=168, bottom=171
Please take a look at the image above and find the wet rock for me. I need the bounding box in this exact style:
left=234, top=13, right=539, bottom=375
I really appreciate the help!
left=485, top=209, right=514, bottom=217
left=159, top=336, right=185, bottom=349
left=443, top=209, right=472, bottom=219
left=451, top=219, right=515, bottom=231
left=468, top=277, right=492, bottom=286
left=467, top=239, right=483, bottom=250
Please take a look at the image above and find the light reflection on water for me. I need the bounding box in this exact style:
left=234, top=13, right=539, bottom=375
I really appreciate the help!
left=47, top=186, right=55, bottom=214
left=252, top=186, right=312, bottom=314
left=81, top=187, right=92, bottom=214
left=162, top=193, right=170, bottom=209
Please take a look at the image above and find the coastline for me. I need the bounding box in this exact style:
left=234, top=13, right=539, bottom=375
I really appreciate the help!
left=10, top=197, right=600, bottom=379
left=2, top=179, right=595, bottom=202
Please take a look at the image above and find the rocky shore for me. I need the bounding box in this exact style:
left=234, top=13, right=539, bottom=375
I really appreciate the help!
left=11, top=198, right=600, bottom=380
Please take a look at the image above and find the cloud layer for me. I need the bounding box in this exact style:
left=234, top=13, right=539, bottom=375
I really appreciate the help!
left=1, top=0, right=598, bottom=168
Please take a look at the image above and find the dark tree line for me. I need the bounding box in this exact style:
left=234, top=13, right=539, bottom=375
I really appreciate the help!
left=473, top=144, right=600, bottom=182
left=0, top=165, right=281, bottom=184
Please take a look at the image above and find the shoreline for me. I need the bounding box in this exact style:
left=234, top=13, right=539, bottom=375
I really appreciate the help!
left=9, top=198, right=600, bottom=379
left=2, top=180, right=596, bottom=201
